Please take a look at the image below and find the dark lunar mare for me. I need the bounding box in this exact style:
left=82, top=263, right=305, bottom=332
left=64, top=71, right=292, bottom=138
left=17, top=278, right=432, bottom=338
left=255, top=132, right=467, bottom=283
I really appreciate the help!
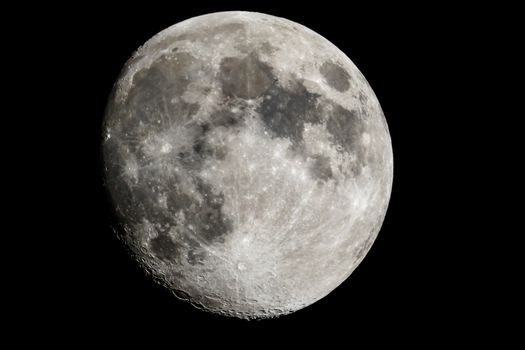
left=325, top=103, right=367, bottom=176
left=309, top=154, right=333, bottom=181
left=257, top=81, right=322, bottom=146
left=219, top=52, right=274, bottom=99
left=320, top=61, right=351, bottom=92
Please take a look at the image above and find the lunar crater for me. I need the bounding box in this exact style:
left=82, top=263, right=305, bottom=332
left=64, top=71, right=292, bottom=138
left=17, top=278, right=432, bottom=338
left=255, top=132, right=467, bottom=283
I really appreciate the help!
left=320, top=61, right=352, bottom=92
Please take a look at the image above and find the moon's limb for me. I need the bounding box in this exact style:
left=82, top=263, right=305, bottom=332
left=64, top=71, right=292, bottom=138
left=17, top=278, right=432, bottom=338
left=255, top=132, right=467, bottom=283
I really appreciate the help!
left=103, top=11, right=393, bottom=319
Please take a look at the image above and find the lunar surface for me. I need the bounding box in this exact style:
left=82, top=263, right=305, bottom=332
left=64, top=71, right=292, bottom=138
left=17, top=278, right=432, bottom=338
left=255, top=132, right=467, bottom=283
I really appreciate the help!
left=102, top=11, right=393, bottom=319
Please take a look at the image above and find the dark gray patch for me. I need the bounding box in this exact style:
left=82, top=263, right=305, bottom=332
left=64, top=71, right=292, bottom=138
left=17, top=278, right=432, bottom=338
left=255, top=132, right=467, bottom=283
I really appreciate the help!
left=193, top=135, right=227, bottom=161
left=150, top=234, right=179, bottom=261
left=110, top=166, right=179, bottom=229
left=219, top=53, right=274, bottom=99
left=320, top=61, right=351, bottom=92
left=177, top=143, right=226, bottom=170
left=357, top=92, right=371, bottom=121
left=210, top=109, right=241, bottom=128
left=192, top=137, right=211, bottom=158
left=164, top=177, right=232, bottom=245
left=325, top=104, right=366, bottom=175
left=187, top=250, right=199, bottom=265
left=115, top=52, right=201, bottom=154
left=186, top=179, right=233, bottom=243
left=130, top=175, right=231, bottom=265
left=259, top=41, right=278, bottom=55
left=132, top=52, right=195, bottom=97
left=309, top=154, right=333, bottom=181
left=177, top=150, right=199, bottom=170
left=165, top=181, right=193, bottom=213
left=326, top=105, right=362, bottom=152
left=358, top=91, right=368, bottom=105
left=257, top=81, right=321, bottom=146
left=178, top=113, right=238, bottom=170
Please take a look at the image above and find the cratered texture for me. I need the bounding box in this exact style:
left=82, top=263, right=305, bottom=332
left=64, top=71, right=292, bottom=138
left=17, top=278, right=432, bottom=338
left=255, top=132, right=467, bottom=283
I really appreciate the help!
left=102, top=11, right=393, bottom=319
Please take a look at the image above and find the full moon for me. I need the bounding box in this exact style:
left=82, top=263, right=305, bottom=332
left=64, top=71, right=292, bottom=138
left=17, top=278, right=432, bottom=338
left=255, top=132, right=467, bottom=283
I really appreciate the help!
left=102, top=11, right=393, bottom=319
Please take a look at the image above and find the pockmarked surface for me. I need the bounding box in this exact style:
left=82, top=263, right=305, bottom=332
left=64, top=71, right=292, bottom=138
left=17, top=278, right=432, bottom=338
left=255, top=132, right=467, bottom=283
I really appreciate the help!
left=103, top=11, right=393, bottom=319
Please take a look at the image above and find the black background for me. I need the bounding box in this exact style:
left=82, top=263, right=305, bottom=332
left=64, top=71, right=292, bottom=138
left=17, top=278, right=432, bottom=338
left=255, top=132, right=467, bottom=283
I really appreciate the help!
left=16, top=0, right=510, bottom=343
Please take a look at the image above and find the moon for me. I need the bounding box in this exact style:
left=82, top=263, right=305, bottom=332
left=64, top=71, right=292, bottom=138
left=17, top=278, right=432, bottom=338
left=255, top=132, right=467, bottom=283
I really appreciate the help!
left=102, top=11, right=393, bottom=319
